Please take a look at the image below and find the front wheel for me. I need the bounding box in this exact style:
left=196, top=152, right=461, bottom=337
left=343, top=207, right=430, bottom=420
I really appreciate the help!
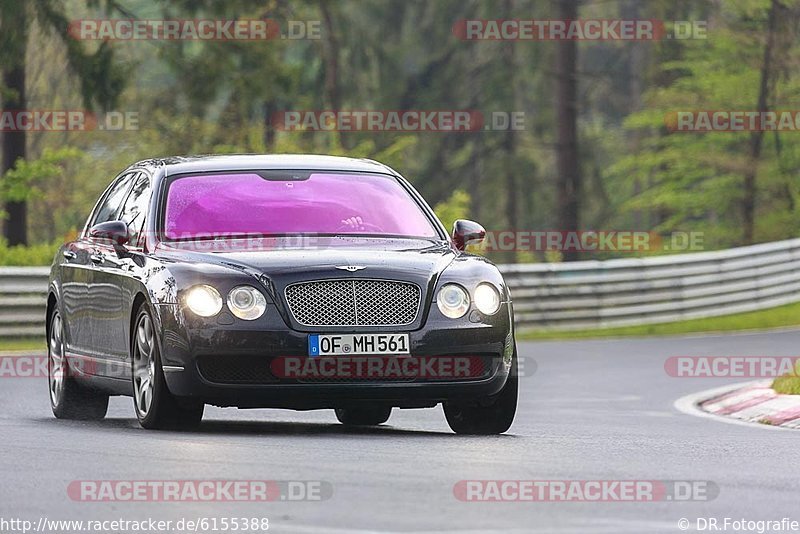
left=443, top=351, right=518, bottom=435
left=48, top=308, right=109, bottom=420
left=131, top=306, right=204, bottom=430
left=335, top=406, right=392, bottom=426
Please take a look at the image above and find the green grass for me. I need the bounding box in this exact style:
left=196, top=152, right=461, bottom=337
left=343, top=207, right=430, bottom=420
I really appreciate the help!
left=0, top=338, right=46, bottom=352
left=518, top=300, right=800, bottom=340
left=773, top=376, right=800, bottom=395
left=772, top=361, right=800, bottom=395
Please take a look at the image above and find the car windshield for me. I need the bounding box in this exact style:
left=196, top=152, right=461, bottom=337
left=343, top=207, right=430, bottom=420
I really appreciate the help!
left=163, top=171, right=439, bottom=240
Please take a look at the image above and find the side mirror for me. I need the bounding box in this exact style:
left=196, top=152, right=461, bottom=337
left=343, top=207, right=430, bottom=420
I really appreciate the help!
left=452, top=219, right=486, bottom=251
left=89, top=221, right=130, bottom=256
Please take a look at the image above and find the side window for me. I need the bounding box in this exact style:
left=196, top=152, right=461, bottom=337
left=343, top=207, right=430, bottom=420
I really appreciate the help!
left=119, top=174, right=151, bottom=247
left=89, top=173, right=136, bottom=229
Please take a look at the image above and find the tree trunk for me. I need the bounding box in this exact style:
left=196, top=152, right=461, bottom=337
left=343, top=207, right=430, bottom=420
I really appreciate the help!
left=319, top=1, right=345, bottom=148
left=262, top=100, right=277, bottom=152
left=554, top=0, right=581, bottom=261
left=2, top=25, right=28, bottom=246
left=624, top=0, right=644, bottom=229
left=502, top=0, right=518, bottom=263
left=465, top=29, right=485, bottom=226
left=743, top=0, right=778, bottom=245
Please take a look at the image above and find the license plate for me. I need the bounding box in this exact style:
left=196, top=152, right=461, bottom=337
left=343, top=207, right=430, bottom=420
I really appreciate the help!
left=308, top=333, right=410, bottom=357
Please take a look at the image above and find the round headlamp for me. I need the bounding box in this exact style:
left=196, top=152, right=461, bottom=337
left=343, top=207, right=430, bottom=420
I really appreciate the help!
left=227, top=286, right=267, bottom=320
left=184, top=285, right=223, bottom=317
left=474, top=283, right=501, bottom=315
left=437, top=284, right=470, bottom=319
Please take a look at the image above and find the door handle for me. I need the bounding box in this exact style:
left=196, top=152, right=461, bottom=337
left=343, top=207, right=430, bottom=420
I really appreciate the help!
left=90, top=254, right=105, bottom=265
left=62, top=250, right=77, bottom=261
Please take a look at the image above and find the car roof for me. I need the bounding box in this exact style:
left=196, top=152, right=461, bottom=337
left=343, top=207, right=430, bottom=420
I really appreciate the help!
left=128, top=154, right=397, bottom=177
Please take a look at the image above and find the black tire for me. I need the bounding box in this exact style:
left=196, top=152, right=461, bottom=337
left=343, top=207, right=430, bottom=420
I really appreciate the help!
left=48, top=308, right=109, bottom=420
left=131, top=305, right=204, bottom=430
left=335, top=406, right=392, bottom=426
left=443, top=350, right=518, bottom=435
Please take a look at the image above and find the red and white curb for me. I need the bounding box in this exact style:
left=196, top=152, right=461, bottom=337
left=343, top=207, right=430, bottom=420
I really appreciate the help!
left=675, top=381, right=800, bottom=430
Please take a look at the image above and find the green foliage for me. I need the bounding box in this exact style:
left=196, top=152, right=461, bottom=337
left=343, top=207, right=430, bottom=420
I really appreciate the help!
left=8, top=0, right=800, bottom=264
left=433, top=190, right=471, bottom=233
left=1, top=147, right=88, bottom=245
left=0, top=240, right=58, bottom=266
left=606, top=0, right=800, bottom=249
left=1, top=147, right=85, bottom=203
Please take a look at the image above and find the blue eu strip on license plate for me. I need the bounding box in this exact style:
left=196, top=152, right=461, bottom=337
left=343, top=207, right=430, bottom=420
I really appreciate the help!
left=307, top=333, right=410, bottom=357
left=308, top=334, right=320, bottom=357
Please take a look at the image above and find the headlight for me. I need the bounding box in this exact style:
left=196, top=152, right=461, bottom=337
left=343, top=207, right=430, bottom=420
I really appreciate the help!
left=184, top=285, right=223, bottom=317
left=437, top=284, right=470, bottom=319
left=227, top=286, right=267, bottom=320
left=474, top=283, right=501, bottom=315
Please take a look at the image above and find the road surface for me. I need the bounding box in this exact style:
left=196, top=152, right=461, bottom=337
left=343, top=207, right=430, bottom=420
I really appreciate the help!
left=1, top=331, right=798, bottom=533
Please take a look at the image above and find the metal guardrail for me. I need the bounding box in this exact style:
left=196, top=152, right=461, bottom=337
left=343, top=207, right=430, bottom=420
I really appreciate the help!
left=0, top=266, right=50, bottom=339
left=504, top=238, right=800, bottom=330
left=3, top=238, right=800, bottom=339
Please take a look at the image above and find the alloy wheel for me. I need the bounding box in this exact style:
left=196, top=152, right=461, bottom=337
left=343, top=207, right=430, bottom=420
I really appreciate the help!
left=48, top=313, right=65, bottom=407
left=133, top=313, right=156, bottom=417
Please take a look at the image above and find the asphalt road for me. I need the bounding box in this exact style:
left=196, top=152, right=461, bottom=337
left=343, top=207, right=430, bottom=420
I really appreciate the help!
left=1, top=331, right=799, bottom=533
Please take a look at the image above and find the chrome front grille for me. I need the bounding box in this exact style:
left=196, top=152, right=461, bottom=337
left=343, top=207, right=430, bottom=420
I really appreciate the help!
left=284, top=279, right=420, bottom=327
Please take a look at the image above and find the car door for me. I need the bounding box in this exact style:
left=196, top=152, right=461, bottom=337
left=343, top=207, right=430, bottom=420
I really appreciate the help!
left=83, top=172, right=137, bottom=368
left=58, top=237, right=95, bottom=357
left=60, top=175, right=131, bottom=356
left=90, top=172, right=151, bottom=363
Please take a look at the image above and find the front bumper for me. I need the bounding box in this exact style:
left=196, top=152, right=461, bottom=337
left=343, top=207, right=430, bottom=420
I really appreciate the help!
left=155, top=303, right=514, bottom=409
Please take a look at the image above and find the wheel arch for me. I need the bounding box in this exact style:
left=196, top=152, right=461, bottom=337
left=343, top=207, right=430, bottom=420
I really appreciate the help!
left=46, top=290, right=58, bottom=340
left=129, top=292, right=150, bottom=344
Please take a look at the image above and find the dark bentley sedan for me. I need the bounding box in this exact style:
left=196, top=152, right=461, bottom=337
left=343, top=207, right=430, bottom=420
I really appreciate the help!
left=47, top=155, right=517, bottom=434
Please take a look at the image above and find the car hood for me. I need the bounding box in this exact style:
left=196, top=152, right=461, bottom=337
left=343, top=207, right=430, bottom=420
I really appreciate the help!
left=154, top=237, right=457, bottom=289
